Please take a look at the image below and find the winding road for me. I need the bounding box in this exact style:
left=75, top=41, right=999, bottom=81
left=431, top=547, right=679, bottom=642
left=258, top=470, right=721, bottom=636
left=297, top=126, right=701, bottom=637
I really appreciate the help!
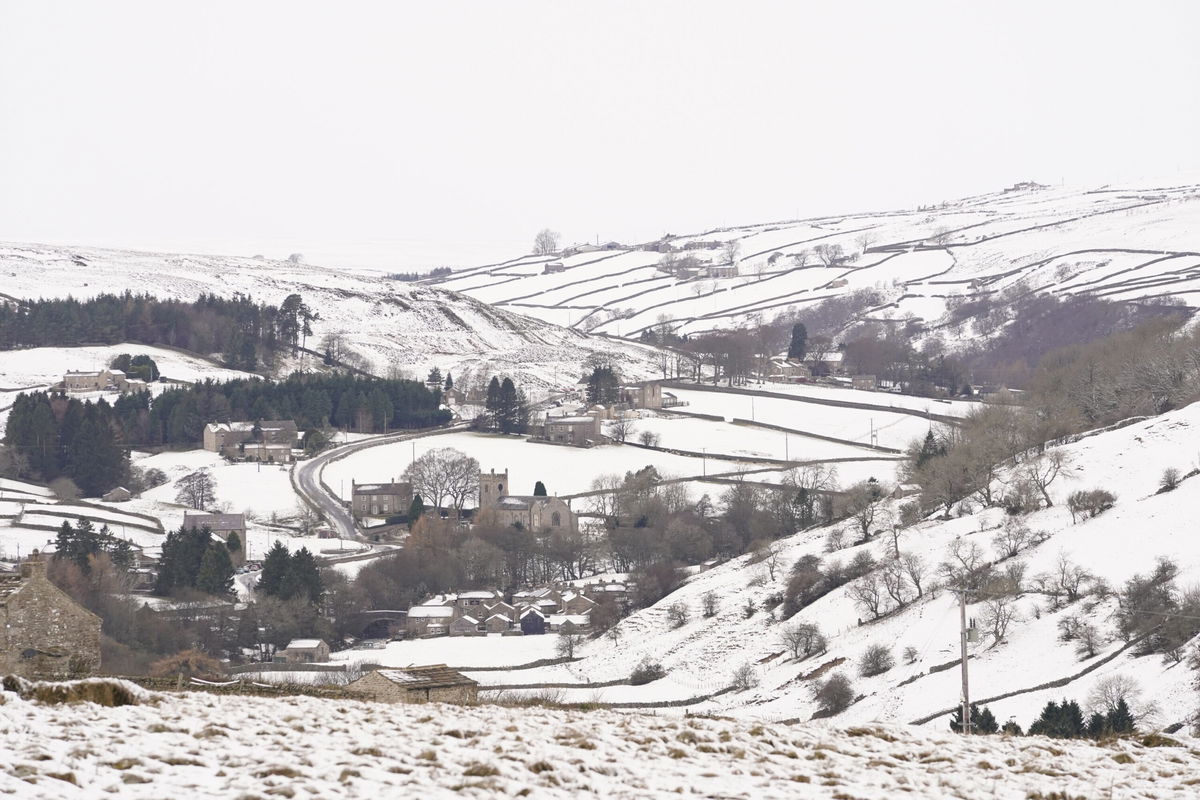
left=293, top=423, right=470, bottom=541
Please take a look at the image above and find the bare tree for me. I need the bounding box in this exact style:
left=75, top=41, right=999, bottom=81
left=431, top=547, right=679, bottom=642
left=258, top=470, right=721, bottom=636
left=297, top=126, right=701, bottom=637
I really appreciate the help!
left=841, top=481, right=891, bottom=543
left=175, top=469, right=216, bottom=510
left=982, top=595, right=1018, bottom=645
left=859, top=643, right=895, bottom=677
left=812, top=672, right=855, bottom=714
left=403, top=447, right=480, bottom=512
left=701, top=590, right=719, bottom=618
left=534, top=229, right=561, bottom=256
left=609, top=417, right=636, bottom=444
left=900, top=552, right=928, bottom=598
left=666, top=600, right=690, bottom=628
left=780, top=622, right=826, bottom=659
left=814, top=243, right=845, bottom=267
left=992, top=517, right=1032, bottom=559
left=1087, top=674, right=1142, bottom=717
left=1021, top=451, right=1072, bottom=508
left=881, top=557, right=908, bottom=608
left=722, top=239, right=741, bottom=267
left=555, top=631, right=586, bottom=658
left=849, top=573, right=886, bottom=619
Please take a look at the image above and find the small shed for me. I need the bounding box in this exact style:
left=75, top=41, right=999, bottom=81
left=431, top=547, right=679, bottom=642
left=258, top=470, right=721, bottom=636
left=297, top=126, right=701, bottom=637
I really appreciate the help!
left=448, top=615, right=482, bottom=637
left=278, top=639, right=330, bottom=664
left=101, top=486, right=132, bottom=503
left=346, top=666, right=479, bottom=704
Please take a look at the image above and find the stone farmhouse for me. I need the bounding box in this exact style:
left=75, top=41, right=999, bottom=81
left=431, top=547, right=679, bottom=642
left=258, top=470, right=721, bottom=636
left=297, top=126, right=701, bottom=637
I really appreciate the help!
left=63, top=369, right=134, bottom=394
left=203, top=419, right=300, bottom=463
left=536, top=413, right=603, bottom=447
left=618, top=381, right=663, bottom=410
left=0, top=552, right=101, bottom=678
left=351, top=481, right=413, bottom=520
left=477, top=468, right=577, bottom=533
left=346, top=666, right=478, bottom=704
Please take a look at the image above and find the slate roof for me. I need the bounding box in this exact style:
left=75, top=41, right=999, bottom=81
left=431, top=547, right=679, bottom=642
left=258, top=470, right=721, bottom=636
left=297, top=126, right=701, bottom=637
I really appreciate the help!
left=373, top=665, right=478, bottom=690
left=183, top=513, right=246, bottom=532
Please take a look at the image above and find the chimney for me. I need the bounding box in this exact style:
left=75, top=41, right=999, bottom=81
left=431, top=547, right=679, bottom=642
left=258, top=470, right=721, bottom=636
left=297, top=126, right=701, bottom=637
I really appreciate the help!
left=20, top=549, right=48, bottom=580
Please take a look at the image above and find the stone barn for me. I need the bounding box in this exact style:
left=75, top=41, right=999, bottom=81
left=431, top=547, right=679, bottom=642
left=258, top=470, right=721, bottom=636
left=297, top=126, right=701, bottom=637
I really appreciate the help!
left=0, top=552, right=101, bottom=678
left=345, top=666, right=478, bottom=704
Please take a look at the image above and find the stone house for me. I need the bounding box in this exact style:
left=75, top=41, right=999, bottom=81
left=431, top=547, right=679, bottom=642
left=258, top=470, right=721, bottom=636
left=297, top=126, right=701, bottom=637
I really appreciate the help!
left=560, top=592, right=598, bottom=616
left=484, top=613, right=516, bottom=634
left=448, top=616, right=483, bottom=637
left=203, top=420, right=300, bottom=462
left=406, top=605, right=455, bottom=637
left=537, top=414, right=602, bottom=447
left=483, top=600, right=517, bottom=622
left=705, top=263, right=739, bottom=279
left=0, top=552, right=101, bottom=678
left=519, top=609, right=546, bottom=635
left=278, top=638, right=330, bottom=664
left=851, top=374, right=877, bottom=391
left=542, top=261, right=566, bottom=274
left=545, top=613, right=591, bottom=634
left=618, top=381, right=663, bottom=410
left=102, top=486, right=133, bottom=503
left=453, top=590, right=502, bottom=614
left=442, top=387, right=466, bottom=407
left=351, top=481, right=413, bottom=519
left=345, top=666, right=478, bottom=704
left=63, top=369, right=128, bottom=393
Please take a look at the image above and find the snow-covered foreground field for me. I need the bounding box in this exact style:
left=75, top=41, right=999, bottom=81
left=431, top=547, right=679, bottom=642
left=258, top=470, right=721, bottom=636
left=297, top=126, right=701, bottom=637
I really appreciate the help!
left=2, top=687, right=1198, bottom=799
left=324, top=431, right=771, bottom=502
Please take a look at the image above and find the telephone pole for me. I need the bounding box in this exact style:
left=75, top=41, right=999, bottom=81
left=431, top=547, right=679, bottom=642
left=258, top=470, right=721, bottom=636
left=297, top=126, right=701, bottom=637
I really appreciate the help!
left=959, top=586, right=971, bottom=735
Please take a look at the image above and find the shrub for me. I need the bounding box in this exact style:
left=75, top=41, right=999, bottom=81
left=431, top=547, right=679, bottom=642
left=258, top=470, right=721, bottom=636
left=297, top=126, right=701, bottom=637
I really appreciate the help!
left=731, top=662, right=759, bottom=691
left=149, top=650, right=224, bottom=680
left=630, top=659, right=666, bottom=685
left=780, top=622, right=826, bottom=659
left=1159, top=467, right=1181, bottom=493
left=812, top=672, right=855, bottom=715
left=742, top=598, right=757, bottom=619
left=859, top=643, right=895, bottom=677
left=903, top=646, right=919, bottom=665
left=666, top=601, right=690, bottom=629
left=701, top=591, right=718, bottom=618
left=1001, top=478, right=1041, bottom=515
left=1066, top=489, right=1116, bottom=523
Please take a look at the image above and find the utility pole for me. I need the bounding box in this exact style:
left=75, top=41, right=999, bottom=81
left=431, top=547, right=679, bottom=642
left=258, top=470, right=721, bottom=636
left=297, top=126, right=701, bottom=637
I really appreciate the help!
left=959, top=586, right=971, bottom=735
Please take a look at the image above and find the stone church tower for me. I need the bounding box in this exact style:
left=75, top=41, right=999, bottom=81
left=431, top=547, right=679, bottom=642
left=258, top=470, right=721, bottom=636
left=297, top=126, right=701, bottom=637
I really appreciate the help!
left=478, top=468, right=510, bottom=511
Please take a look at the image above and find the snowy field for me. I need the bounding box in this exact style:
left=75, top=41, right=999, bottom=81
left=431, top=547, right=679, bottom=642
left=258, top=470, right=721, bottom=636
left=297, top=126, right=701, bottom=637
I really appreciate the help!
left=667, top=387, right=935, bottom=451
left=331, top=633, right=561, bottom=669
left=0, top=343, right=257, bottom=388
left=323, top=431, right=771, bottom=501
left=2, top=686, right=1198, bottom=799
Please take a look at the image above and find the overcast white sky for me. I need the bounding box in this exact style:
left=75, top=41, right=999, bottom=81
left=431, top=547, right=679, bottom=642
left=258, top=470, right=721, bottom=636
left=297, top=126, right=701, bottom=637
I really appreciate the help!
left=2, top=1, right=1198, bottom=269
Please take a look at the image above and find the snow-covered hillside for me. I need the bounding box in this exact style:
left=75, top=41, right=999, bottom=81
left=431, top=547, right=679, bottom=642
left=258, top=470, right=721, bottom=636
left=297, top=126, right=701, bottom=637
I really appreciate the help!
left=2, top=683, right=1197, bottom=799
left=455, top=401, right=1200, bottom=732
left=0, top=243, right=665, bottom=394
left=433, top=179, right=1200, bottom=338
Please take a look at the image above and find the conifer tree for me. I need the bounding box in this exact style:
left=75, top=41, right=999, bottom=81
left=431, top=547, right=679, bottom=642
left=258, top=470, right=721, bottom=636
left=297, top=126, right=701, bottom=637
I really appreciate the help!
left=257, top=540, right=291, bottom=598
left=196, top=542, right=235, bottom=596
left=787, top=323, right=808, bottom=360
left=533, top=481, right=547, bottom=496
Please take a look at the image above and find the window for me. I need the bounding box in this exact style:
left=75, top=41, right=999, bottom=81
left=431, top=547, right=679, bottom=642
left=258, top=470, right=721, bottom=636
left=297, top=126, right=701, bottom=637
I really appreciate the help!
left=498, top=483, right=504, bottom=492
left=551, top=512, right=561, bottom=527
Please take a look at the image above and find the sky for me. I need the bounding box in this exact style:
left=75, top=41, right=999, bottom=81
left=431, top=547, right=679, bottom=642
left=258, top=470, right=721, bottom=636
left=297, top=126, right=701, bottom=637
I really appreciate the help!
left=2, top=1, right=1199, bottom=271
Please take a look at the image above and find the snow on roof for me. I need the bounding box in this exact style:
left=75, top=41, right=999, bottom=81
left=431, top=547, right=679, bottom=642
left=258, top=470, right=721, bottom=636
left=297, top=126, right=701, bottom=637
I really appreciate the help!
left=408, top=606, right=455, bottom=618
left=546, top=614, right=590, bottom=625
left=458, top=591, right=497, bottom=599
left=453, top=615, right=479, bottom=625
left=284, top=639, right=324, bottom=650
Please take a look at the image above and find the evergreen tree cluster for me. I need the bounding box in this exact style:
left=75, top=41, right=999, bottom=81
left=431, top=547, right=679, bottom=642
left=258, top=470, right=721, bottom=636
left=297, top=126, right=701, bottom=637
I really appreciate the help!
left=53, top=518, right=135, bottom=574
left=155, top=524, right=236, bottom=597
left=3, top=374, right=448, bottom=493
left=109, top=353, right=160, bottom=382
left=948, top=699, right=1136, bottom=739
left=256, top=541, right=323, bottom=604
left=0, top=291, right=295, bottom=371
left=585, top=366, right=621, bottom=405
left=3, top=393, right=129, bottom=495
left=481, top=376, right=530, bottom=434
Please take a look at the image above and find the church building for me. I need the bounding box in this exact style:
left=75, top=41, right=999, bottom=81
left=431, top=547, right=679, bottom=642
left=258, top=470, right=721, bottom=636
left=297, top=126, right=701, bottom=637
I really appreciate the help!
left=477, top=468, right=577, bottom=533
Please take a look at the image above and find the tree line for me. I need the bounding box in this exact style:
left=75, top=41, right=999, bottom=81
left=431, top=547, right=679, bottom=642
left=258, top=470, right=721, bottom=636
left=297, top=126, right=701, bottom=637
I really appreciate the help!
left=3, top=373, right=448, bottom=495
left=0, top=291, right=320, bottom=372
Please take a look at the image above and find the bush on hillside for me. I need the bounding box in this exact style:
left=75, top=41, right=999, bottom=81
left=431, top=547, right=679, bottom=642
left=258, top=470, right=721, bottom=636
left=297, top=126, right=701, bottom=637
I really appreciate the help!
left=629, top=659, right=666, bottom=685
left=859, top=644, right=895, bottom=677
left=812, top=672, right=855, bottom=715
left=1066, top=488, right=1116, bottom=523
